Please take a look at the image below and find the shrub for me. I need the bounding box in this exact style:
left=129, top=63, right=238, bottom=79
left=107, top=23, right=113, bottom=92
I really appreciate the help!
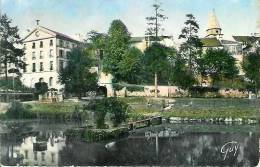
left=34, top=82, right=48, bottom=95
left=189, top=86, right=220, bottom=97
left=126, top=85, right=144, bottom=92
left=86, top=98, right=130, bottom=128
left=6, top=101, right=36, bottom=119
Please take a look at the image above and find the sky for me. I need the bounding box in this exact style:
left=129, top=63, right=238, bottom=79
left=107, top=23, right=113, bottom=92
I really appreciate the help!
left=1, top=0, right=260, bottom=42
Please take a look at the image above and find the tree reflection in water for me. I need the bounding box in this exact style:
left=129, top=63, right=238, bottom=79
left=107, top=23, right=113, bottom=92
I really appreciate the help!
left=0, top=122, right=259, bottom=166
left=59, top=131, right=259, bottom=166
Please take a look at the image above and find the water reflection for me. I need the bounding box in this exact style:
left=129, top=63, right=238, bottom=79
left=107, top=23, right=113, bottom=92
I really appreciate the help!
left=0, top=122, right=259, bottom=166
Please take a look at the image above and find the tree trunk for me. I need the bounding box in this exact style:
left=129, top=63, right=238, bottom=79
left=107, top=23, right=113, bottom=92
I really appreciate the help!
left=155, top=73, right=158, bottom=98
left=4, top=62, right=8, bottom=102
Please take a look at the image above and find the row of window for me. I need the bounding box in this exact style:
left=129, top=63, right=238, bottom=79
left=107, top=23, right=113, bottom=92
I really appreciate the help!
left=30, top=49, right=70, bottom=60
left=58, top=39, right=76, bottom=48
left=25, top=39, right=77, bottom=49
left=25, top=61, right=54, bottom=73
left=24, top=40, right=53, bottom=49
left=31, top=50, right=54, bottom=60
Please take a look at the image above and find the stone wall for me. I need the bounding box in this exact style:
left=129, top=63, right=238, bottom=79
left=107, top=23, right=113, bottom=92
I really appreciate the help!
left=114, top=86, right=249, bottom=98
left=115, top=86, right=188, bottom=97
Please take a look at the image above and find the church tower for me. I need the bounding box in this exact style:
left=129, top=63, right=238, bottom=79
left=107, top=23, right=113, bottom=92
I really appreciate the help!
left=205, top=9, right=223, bottom=39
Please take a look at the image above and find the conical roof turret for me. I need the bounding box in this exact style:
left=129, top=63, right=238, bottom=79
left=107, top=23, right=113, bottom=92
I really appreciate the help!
left=207, top=9, right=221, bottom=30
left=206, top=9, right=223, bottom=39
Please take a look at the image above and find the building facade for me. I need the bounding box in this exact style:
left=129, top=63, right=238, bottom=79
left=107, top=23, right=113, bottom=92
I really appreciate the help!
left=21, top=26, right=79, bottom=92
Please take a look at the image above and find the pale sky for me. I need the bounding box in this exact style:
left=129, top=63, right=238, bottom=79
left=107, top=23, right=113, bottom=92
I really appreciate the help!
left=1, top=0, right=260, bottom=42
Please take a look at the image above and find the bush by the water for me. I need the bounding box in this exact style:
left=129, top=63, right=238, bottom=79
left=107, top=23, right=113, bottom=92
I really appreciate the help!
left=84, top=128, right=128, bottom=142
left=6, top=101, right=36, bottom=119
left=189, top=86, right=220, bottom=98
left=86, top=98, right=130, bottom=128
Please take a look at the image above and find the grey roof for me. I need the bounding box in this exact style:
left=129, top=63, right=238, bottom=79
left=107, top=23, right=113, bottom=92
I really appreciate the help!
left=220, top=40, right=238, bottom=45
left=130, top=37, right=145, bottom=43
left=232, top=36, right=260, bottom=43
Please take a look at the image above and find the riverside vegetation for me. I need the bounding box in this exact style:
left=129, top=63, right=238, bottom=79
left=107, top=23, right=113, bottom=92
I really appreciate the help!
left=1, top=97, right=260, bottom=142
left=1, top=97, right=260, bottom=122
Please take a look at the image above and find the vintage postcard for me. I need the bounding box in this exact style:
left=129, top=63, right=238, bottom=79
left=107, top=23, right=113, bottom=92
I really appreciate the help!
left=0, top=0, right=260, bottom=166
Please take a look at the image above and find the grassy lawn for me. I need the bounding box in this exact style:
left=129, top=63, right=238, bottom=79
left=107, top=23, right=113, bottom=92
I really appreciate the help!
left=128, top=107, right=260, bottom=122
left=124, top=97, right=260, bottom=121
left=26, top=102, right=81, bottom=114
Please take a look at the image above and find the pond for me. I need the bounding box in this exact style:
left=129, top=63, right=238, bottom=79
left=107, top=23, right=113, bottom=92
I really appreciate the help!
left=0, top=121, right=259, bottom=166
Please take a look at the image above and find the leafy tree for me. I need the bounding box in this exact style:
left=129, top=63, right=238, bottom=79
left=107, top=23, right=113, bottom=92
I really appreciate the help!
left=179, top=14, right=203, bottom=73
left=142, top=43, right=174, bottom=97
left=87, top=30, right=107, bottom=51
left=34, top=82, right=48, bottom=95
left=0, top=14, right=25, bottom=87
left=59, top=48, right=98, bottom=98
left=86, top=30, right=107, bottom=63
left=86, top=98, right=129, bottom=128
left=242, top=47, right=260, bottom=97
left=145, top=1, right=170, bottom=97
left=0, top=76, right=27, bottom=91
left=199, top=48, right=238, bottom=86
left=169, top=55, right=196, bottom=89
left=118, top=47, right=143, bottom=84
left=103, top=20, right=130, bottom=80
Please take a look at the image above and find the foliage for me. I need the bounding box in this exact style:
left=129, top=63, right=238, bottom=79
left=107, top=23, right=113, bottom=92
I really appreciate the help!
left=215, top=77, right=248, bottom=90
left=59, top=48, right=98, bottom=98
left=86, top=98, right=130, bottom=128
left=84, top=128, right=128, bottom=142
left=242, top=48, right=260, bottom=97
left=145, top=1, right=168, bottom=41
left=118, top=47, right=143, bottom=84
left=0, top=77, right=30, bottom=91
left=178, top=14, right=203, bottom=73
left=103, top=20, right=130, bottom=80
left=6, top=101, right=36, bottom=119
left=142, top=43, right=175, bottom=84
left=87, top=30, right=107, bottom=52
left=34, top=82, right=48, bottom=95
left=0, top=14, right=25, bottom=84
left=169, top=55, right=196, bottom=89
left=198, top=48, right=238, bottom=85
left=86, top=30, right=108, bottom=65
left=126, top=85, right=144, bottom=92
left=112, top=82, right=125, bottom=91
left=189, top=86, right=220, bottom=98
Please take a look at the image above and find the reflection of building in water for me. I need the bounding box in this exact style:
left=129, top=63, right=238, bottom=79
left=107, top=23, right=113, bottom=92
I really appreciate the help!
left=9, top=131, right=65, bottom=166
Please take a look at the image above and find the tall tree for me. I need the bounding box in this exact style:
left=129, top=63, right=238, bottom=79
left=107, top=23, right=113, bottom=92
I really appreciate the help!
left=145, top=1, right=168, bottom=97
left=102, top=20, right=131, bottom=82
left=143, top=43, right=174, bottom=96
left=86, top=30, right=108, bottom=72
left=169, top=55, right=196, bottom=89
left=179, top=14, right=203, bottom=73
left=145, top=1, right=168, bottom=41
left=118, top=47, right=143, bottom=84
left=59, top=48, right=98, bottom=99
left=0, top=14, right=25, bottom=90
left=242, top=47, right=260, bottom=98
left=198, top=48, right=238, bottom=86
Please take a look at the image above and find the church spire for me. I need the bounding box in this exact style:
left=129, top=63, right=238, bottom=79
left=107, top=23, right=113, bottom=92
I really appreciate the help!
left=206, top=9, right=223, bottom=39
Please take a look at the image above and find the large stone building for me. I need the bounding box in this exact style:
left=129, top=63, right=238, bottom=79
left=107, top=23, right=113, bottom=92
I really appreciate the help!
left=21, top=25, right=79, bottom=92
